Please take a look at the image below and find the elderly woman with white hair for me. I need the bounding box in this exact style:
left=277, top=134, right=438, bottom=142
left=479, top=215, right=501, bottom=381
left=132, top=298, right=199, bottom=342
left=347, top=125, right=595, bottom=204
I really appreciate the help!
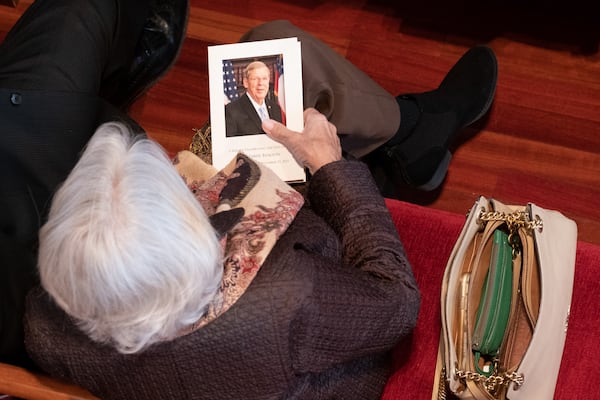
left=36, top=122, right=224, bottom=354
left=29, top=110, right=421, bottom=400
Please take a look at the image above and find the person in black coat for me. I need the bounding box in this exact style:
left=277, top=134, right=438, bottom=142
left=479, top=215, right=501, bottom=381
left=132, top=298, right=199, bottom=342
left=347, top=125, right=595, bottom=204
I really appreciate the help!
left=0, top=0, right=188, bottom=367
left=225, top=60, right=283, bottom=137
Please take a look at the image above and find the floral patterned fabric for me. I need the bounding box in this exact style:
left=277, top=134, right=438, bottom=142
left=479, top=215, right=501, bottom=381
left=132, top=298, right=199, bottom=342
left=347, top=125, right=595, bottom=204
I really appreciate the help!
left=173, top=151, right=304, bottom=333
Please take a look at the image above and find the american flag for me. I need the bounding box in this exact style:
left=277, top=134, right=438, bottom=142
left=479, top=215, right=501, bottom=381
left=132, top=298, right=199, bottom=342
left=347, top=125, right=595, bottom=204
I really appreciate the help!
left=273, top=54, right=286, bottom=123
left=223, top=59, right=239, bottom=104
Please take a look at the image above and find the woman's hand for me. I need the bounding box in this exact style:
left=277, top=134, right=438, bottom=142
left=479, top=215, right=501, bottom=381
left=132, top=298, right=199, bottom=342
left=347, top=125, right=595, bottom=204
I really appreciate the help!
left=262, top=108, right=342, bottom=175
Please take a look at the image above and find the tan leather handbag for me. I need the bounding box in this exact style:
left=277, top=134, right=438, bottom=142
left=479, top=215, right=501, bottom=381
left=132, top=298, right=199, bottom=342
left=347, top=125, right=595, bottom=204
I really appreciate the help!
left=433, top=196, right=577, bottom=399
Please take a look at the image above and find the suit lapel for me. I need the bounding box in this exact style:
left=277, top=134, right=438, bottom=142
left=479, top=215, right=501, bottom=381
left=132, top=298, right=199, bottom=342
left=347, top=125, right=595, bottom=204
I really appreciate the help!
left=241, top=94, right=263, bottom=132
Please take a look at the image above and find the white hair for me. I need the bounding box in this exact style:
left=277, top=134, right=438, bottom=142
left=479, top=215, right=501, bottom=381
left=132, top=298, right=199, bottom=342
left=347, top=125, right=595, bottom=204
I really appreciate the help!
left=38, top=122, right=223, bottom=354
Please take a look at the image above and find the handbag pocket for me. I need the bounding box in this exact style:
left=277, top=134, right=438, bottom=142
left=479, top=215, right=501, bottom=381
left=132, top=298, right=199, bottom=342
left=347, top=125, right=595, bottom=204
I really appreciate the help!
left=472, top=229, right=513, bottom=376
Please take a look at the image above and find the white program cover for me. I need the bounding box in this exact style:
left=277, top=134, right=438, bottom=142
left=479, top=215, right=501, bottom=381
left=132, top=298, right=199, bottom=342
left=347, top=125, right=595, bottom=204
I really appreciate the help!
left=208, top=38, right=305, bottom=183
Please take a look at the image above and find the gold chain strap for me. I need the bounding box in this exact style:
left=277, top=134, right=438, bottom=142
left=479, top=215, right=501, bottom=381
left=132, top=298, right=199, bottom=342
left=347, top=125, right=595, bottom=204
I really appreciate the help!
left=455, top=367, right=524, bottom=393
left=437, top=367, right=447, bottom=400
left=478, top=209, right=543, bottom=257
left=478, top=209, right=543, bottom=233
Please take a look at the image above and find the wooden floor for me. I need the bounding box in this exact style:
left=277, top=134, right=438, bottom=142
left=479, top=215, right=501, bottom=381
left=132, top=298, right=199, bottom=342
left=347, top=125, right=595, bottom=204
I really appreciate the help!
left=1, top=0, right=599, bottom=245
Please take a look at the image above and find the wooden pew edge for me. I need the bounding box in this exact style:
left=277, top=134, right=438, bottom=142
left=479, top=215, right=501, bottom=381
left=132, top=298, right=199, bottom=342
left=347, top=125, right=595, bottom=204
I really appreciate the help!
left=0, top=362, right=98, bottom=400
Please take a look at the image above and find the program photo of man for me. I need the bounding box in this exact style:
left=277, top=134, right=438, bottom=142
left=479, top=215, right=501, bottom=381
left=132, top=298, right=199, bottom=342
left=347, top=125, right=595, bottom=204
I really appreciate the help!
left=223, top=55, right=285, bottom=137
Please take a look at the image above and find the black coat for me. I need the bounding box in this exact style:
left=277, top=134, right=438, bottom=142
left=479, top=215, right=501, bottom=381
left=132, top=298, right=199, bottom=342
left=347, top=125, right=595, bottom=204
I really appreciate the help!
left=0, top=88, right=134, bottom=365
left=225, top=93, right=283, bottom=137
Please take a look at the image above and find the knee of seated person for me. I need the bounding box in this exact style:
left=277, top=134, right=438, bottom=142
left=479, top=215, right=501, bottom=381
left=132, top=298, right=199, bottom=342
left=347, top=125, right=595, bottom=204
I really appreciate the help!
left=242, top=19, right=299, bottom=41
left=37, top=122, right=223, bottom=354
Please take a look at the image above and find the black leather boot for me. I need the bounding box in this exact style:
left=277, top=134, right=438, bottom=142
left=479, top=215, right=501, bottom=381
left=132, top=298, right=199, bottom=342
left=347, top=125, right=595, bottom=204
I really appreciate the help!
left=375, top=46, right=498, bottom=191
left=107, top=0, right=189, bottom=109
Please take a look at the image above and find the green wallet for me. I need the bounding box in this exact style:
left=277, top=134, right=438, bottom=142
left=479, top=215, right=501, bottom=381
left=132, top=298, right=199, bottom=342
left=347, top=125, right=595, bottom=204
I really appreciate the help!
left=472, top=229, right=513, bottom=376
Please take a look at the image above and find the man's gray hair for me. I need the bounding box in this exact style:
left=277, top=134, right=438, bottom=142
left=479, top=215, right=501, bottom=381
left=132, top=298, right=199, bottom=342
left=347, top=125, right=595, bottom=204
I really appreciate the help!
left=244, top=60, right=269, bottom=79
left=38, top=122, right=223, bottom=354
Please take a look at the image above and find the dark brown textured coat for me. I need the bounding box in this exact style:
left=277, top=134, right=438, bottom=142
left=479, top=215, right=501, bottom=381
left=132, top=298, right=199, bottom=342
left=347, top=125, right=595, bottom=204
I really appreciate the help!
left=24, top=160, right=420, bottom=400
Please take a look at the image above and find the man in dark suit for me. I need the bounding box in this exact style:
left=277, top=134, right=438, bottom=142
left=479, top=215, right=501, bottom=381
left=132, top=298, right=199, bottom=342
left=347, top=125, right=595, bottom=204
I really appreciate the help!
left=225, top=61, right=283, bottom=137
left=0, top=0, right=188, bottom=367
